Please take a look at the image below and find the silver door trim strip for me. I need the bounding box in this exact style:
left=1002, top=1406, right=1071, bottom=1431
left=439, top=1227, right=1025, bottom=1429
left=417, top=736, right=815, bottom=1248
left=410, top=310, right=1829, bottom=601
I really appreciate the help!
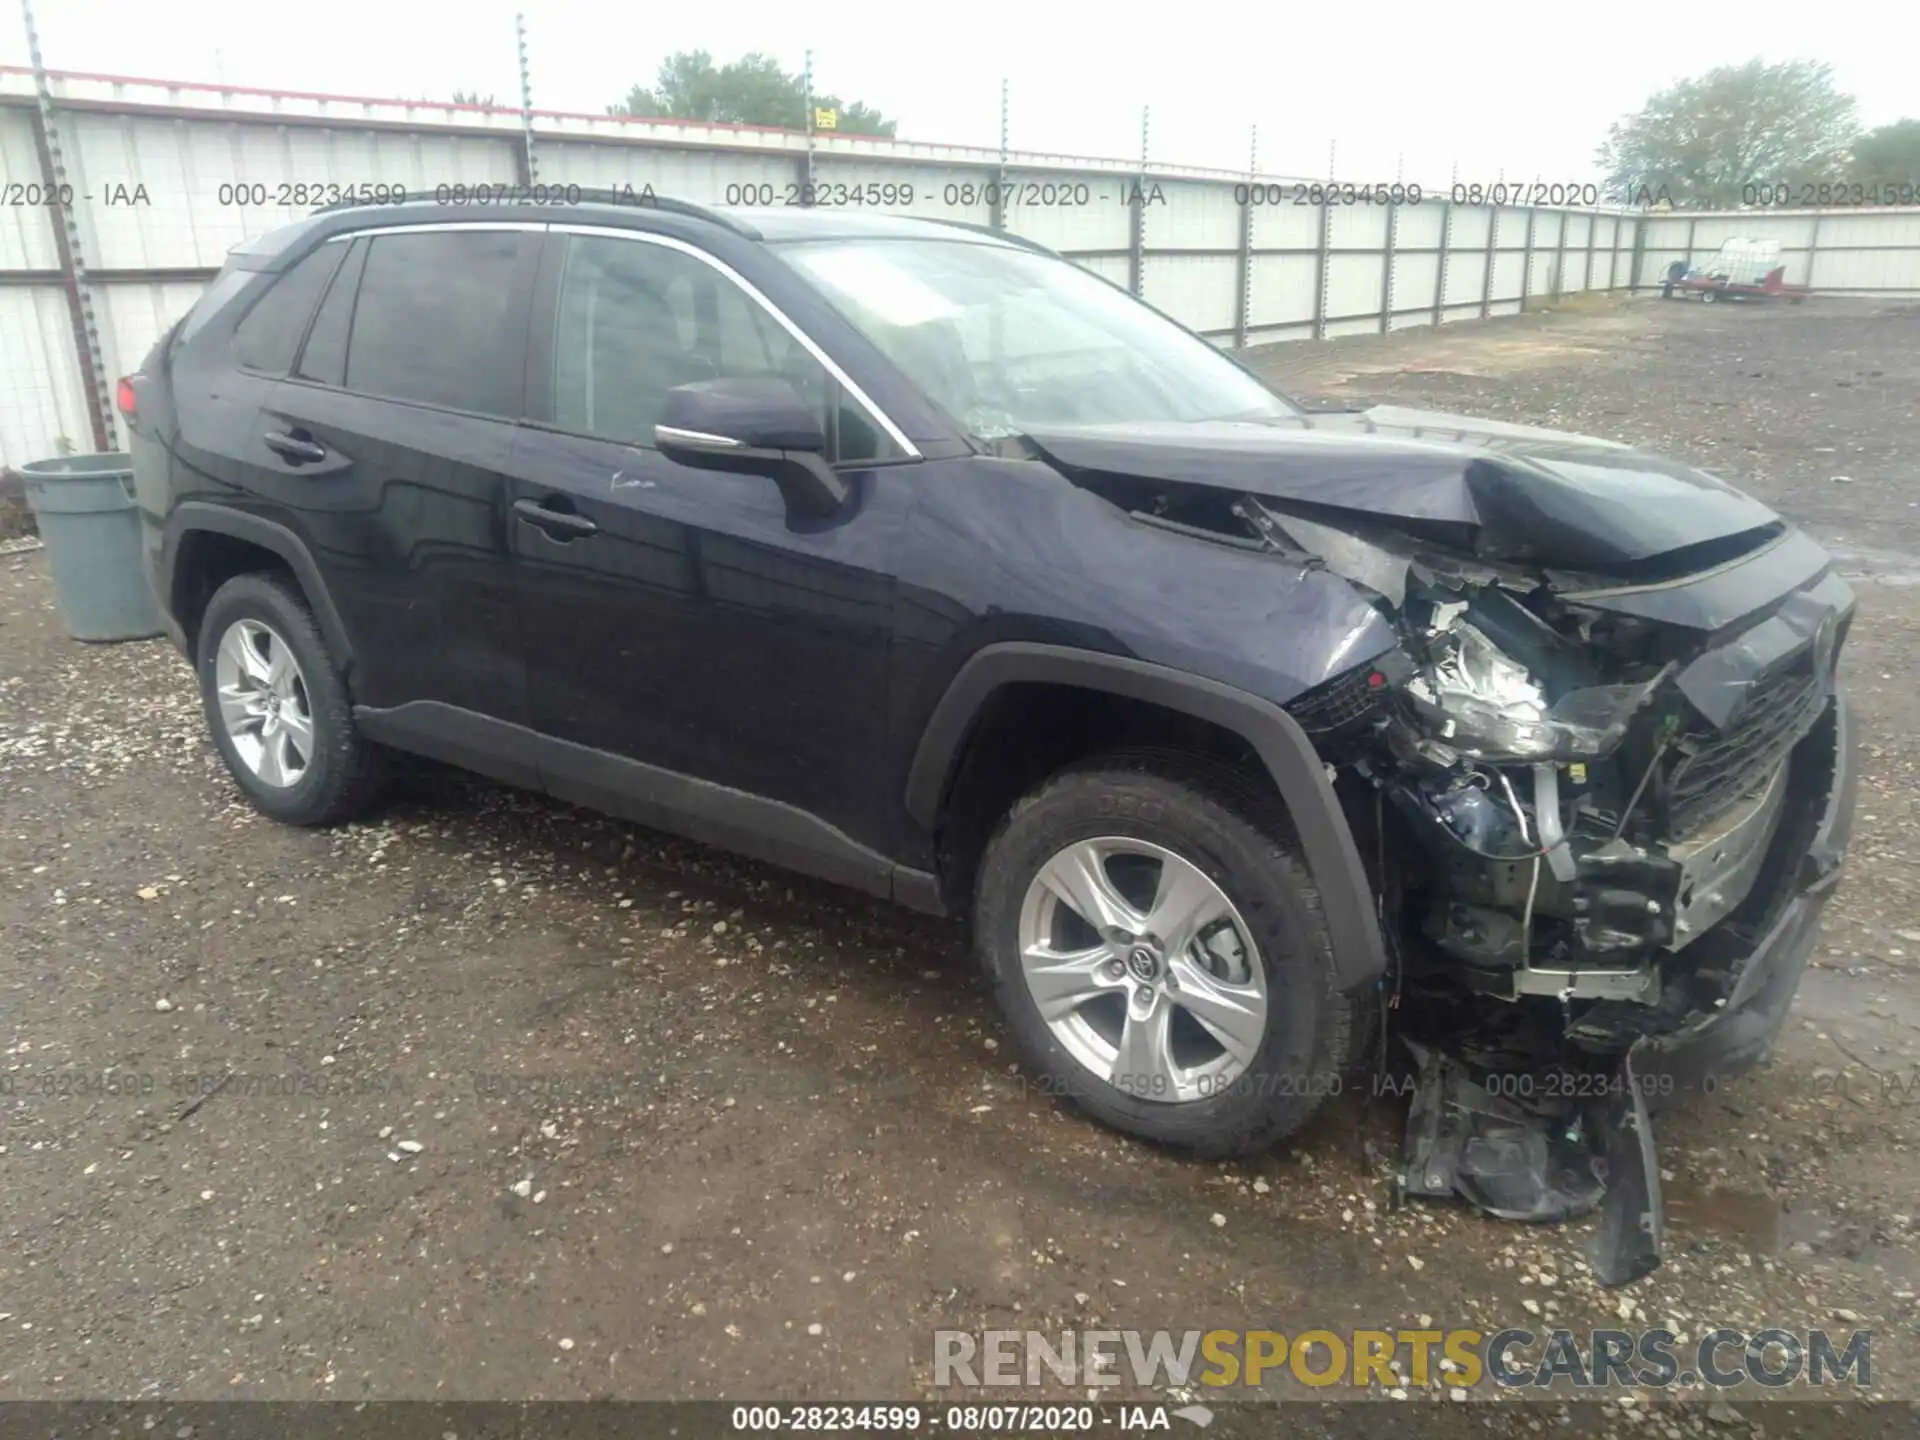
left=656, top=425, right=748, bottom=450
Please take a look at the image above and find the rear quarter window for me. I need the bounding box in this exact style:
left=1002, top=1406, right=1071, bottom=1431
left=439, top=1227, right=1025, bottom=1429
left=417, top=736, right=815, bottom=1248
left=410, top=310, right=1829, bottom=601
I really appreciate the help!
left=232, top=243, right=349, bottom=374
left=170, top=270, right=252, bottom=352
left=170, top=216, right=337, bottom=359
left=295, top=238, right=368, bottom=388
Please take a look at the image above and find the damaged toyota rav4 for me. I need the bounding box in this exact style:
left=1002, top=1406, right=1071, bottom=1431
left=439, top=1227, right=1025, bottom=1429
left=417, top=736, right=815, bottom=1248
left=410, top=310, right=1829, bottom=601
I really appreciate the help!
left=127, top=199, right=1856, bottom=1284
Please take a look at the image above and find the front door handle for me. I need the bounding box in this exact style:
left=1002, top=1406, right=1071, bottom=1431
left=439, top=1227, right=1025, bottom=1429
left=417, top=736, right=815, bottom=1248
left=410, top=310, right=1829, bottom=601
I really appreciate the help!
left=263, top=429, right=328, bottom=465
left=513, top=496, right=599, bottom=540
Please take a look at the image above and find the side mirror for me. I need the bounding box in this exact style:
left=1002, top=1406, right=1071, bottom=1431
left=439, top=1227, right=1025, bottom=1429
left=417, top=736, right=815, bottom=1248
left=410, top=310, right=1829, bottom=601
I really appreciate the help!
left=655, top=377, right=849, bottom=517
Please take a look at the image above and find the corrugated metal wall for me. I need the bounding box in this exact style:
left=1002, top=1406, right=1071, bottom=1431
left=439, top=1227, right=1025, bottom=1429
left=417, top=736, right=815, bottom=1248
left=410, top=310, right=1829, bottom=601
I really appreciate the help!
left=5, top=67, right=1919, bottom=467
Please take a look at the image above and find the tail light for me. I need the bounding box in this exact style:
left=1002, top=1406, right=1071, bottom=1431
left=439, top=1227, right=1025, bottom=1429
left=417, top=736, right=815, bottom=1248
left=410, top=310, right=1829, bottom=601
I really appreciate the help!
left=116, top=375, right=138, bottom=420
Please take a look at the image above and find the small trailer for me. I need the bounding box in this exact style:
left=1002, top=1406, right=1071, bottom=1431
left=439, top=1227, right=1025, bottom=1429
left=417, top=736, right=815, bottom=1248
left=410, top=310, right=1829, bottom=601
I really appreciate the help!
left=1660, top=238, right=1811, bottom=304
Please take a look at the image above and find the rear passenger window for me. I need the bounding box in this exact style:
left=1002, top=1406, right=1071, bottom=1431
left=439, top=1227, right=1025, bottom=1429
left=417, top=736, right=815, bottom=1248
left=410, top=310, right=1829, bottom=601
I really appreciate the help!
left=232, top=244, right=346, bottom=374
left=343, top=230, right=532, bottom=415
left=295, top=239, right=366, bottom=387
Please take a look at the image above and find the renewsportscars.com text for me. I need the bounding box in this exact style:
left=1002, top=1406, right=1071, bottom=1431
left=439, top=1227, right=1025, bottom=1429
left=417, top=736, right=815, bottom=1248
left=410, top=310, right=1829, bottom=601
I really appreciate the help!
left=933, top=1327, right=1872, bottom=1390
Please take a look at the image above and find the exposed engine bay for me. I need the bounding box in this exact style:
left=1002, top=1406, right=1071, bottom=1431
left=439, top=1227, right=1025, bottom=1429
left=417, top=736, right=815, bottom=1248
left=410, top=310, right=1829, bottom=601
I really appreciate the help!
left=1033, top=416, right=1858, bottom=1285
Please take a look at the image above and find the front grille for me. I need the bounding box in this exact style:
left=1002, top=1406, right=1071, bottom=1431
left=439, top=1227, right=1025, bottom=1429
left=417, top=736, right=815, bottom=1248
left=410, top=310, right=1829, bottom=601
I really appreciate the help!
left=1287, top=664, right=1384, bottom=736
left=1666, top=660, right=1826, bottom=835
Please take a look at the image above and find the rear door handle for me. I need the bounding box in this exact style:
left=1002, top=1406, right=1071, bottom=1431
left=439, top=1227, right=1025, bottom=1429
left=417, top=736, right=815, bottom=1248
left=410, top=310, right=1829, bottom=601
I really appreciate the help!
left=513, top=497, right=599, bottom=540
left=263, top=430, right=328, bottom=465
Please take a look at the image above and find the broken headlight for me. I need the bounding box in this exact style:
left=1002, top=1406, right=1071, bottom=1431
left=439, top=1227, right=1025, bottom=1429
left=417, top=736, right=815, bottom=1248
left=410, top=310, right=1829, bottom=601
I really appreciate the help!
left=1402, top=613, right=1653, bottom=762
left=1405, top=620, right=1555, bottom=758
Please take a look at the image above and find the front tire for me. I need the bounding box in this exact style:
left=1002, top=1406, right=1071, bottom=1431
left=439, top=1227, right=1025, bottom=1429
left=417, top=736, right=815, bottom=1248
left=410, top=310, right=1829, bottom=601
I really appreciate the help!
left=973, top=750, right=1358, bottom=1158
left=195, top=572, right=388, bottom=825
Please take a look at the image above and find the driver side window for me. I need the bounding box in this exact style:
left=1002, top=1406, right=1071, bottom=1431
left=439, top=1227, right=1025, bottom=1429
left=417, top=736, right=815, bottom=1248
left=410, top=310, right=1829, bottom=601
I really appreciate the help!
left=551, top=235, right=895, bottom=462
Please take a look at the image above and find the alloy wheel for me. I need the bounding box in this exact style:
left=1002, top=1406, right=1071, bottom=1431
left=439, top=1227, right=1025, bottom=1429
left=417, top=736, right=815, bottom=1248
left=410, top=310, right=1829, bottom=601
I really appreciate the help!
left=213, top=618, right=314, bottom=788
left=1016, top=837, right=1269, bottom=1103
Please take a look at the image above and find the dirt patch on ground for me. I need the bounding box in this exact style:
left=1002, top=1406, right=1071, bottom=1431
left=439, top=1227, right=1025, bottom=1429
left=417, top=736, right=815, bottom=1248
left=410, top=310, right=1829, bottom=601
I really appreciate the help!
left=1284, top=294, right=1649, bottom=393
left=2, top=294, right=1916, bottom=1430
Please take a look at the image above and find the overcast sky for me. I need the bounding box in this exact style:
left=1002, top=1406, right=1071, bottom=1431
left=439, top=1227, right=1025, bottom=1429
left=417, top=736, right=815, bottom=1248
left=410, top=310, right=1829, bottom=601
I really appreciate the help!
left=4, top=0, right=1910, bottom=184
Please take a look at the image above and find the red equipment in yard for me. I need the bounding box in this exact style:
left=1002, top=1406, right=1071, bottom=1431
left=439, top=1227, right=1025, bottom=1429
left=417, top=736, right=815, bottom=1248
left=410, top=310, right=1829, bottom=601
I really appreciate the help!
left=1660, top=238, right=1811, bottom=304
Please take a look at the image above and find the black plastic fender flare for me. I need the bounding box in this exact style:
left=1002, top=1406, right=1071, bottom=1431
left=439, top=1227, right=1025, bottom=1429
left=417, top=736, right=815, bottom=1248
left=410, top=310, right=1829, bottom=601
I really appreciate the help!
left=905, top=643, right=1388, bottom=992
left=161, top=502, right=356, bottom=675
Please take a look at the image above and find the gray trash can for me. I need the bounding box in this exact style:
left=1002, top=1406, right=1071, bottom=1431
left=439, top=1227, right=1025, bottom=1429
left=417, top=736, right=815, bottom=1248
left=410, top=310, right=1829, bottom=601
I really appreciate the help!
left=20, top=452, right=164, bottom=643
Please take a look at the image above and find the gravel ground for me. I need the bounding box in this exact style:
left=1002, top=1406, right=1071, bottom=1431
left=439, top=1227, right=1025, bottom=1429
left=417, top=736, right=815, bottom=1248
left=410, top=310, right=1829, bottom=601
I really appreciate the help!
left=2, top=293, right=1916, bottom=1432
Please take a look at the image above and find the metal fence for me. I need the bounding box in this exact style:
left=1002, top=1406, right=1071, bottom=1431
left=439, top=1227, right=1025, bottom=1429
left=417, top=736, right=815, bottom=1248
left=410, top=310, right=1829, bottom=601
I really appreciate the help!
left=4, top=65, right=1919, bottom=467
left=1639, top=208, right=1920, bottom=299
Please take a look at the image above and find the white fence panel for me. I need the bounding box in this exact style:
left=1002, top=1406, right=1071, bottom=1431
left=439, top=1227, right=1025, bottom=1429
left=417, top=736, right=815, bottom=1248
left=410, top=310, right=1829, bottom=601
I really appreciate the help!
left=1148, top=254, right=1240, bottom=335
left=1397, top=201, right=1446, bottom=256
left=1248, top=196, right=1321, bottom=250
left=1004, top=173, right=1133, bottom=254
left=95, top=281, right=213, bottom=392
left=1147, top=180, right=1239, bottom=250
left=542, top=139, right=786, bottom=207
left=0, top=286, right=91, bottom=467
left=1327, top=252, right=1386, bottom=324
left=1248, top=252, right=1319, bottom=331
left=1393, top=251, right=1441, bottom=324
left=1, top=110, right=59, bottom=271
left=4, top=67, right=1919, bottom=462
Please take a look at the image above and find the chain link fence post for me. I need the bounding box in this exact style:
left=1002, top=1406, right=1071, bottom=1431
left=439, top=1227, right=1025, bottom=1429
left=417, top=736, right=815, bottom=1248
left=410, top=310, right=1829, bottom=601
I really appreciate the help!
left=1128, top=106, right=1148, bottom=298
left=1433, top=162, right=1457, bottom=328
left=22, top=0, right=113, bottom=453
left=515, top=13, right=538, bottom=186
left=989, top=80, right=1009, bottom=232
left=1233, top=125, right=1254, bottom=350
left=799, top=49, right=816, bottom=201
left=1520, top=206, right=1537, bottom=311
left=1312, top=141, right=1334, bottom=340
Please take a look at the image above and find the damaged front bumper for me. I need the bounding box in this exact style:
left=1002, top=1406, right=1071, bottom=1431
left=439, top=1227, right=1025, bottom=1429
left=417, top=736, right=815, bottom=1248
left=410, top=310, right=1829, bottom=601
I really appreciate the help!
left=1242, top=499, right=1862, bottom=1283
left=1636, top=690, right=1856, bottom=1089
left=1396, top=691, right=1857, bottom=1284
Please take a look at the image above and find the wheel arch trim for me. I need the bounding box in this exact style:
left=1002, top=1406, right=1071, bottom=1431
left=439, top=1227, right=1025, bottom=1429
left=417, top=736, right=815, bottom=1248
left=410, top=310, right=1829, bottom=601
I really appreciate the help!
left=163, top=502, right=355, bottom=674
left=905, top=643, right=1387, bottom=991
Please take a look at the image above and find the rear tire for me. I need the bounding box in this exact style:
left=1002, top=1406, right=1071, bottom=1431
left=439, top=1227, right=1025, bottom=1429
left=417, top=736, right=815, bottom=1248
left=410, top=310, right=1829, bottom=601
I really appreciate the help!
left=195, top=572, right=388, bottom=825
left=973, top=749, right=1358, bottom=1158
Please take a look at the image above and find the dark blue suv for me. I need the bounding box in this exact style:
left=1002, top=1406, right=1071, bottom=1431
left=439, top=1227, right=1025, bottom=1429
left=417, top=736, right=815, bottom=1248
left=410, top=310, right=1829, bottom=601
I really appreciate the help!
left=121, top=195, right=1856, bottom=1279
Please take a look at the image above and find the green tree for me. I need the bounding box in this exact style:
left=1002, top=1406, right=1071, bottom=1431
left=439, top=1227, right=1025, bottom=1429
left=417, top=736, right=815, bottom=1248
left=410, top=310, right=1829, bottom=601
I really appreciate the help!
left=1597, top=59, right=1858, bottom=206
left=450, top=89, right=499, bottom=108
left=1851, top=119, right=1920, bottom=188
left=608, top=50, right=896, bottom=138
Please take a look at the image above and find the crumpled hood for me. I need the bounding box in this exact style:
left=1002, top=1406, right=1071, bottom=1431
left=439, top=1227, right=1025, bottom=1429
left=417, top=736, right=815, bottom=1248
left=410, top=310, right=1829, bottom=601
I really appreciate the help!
left=1023, top=406, right=1782, bottom=568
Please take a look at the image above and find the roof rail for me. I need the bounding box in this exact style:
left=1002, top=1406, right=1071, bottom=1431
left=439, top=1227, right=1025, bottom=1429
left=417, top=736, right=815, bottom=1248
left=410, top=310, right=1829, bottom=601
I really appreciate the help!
left=622, top=192, right=761, bottom=236
left=306, top=188, right=760, bottom=236
left=922, top=217, right=1058, bottom=256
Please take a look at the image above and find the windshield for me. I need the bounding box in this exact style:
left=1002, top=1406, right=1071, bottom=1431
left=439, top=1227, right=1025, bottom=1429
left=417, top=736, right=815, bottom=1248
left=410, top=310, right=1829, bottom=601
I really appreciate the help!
left=779, top=237, right=1301, bottom=441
